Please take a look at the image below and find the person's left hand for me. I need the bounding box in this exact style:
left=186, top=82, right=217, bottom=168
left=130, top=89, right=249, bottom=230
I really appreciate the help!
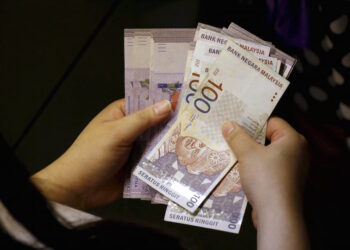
left=31, top=99, right=171, bottom=209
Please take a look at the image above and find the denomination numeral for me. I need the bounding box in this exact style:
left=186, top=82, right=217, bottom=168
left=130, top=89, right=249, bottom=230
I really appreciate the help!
left=194, top=98, right=210, bottom=113
left=208, top=79, right=222, bottom=91
left=202, top=86, right=218, bottom=101
left=186, top=73, right=200, bottom=104
left=228, top=212, right=240, bottom=230
left=186, top=194, right=201, bottom=208
left=189, top=79, right=199, bottom=92
left=194, top=79, right=222, bottom=113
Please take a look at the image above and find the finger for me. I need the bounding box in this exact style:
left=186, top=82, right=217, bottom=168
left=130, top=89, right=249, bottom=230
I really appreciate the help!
left=222, top=121, right=259, bottom=160
left=113, top=100, right=171, bottom=144
left=94, top=99, right=126, bottom=123
left=266, top=117, right=298, bottom=142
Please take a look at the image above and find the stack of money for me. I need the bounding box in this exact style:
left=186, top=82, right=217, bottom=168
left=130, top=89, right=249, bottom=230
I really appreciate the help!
left=123, top=22, right=296, bottom=233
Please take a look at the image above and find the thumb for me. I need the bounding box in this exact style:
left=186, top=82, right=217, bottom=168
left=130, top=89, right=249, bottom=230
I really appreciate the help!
left=113, top=100, right=171, bottom=144
left=222, top=121, right=258, bottom=160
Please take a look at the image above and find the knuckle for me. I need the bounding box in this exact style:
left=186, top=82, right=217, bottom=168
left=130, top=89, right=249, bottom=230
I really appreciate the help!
left=226, top=129, right=240, bottom=145
left=227, top=129, right=246, bottom=147
left=137, top=108, right=153, bottom=127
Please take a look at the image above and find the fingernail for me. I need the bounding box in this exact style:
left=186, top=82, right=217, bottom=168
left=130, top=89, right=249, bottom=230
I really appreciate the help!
left=222, top=121, right=235, bottom=136
left=153, top=100, right=171, bottom=115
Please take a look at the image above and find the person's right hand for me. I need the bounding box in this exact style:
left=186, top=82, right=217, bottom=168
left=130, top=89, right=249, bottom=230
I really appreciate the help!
left=222, top=117, right=309, bottom=250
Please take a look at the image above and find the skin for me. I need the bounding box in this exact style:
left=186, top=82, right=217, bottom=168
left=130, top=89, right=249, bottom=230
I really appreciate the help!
left=222, top=118, right=310, bottom=250
left=32, top=99, right=309, bottom=249
left=32, top=99, right=171, bottom=209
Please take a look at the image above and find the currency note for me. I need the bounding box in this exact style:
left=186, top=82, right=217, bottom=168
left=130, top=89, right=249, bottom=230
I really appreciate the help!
left=125, top=26, right=283, bottom=201
left=227, top=23, right=273, bottom=46
left=151, top=47, right=195, bottom=204
left=132, top=29, right=195, bottom=199
left=193, top=22, right=222, bottom=41
left=175, top=43, right=195, bottom=115
left=220, top=28, right=278, bottom=72
left=180, top=28, right=279, bottom=115
left=163, top=27, right=280, bottom=216
left=124, top=30, right=135, bottom=116
left=164, top=128, right=266, bottom=233
left=149, top=29, right=195, bottom=113
left=123, top=30, right=134, bottom=198
left=226, top=23, right=296, bottom=78
left=162, top=24, right=280, bottom=211
left=164, top=165, right=246, bottom=233
left=148, top=27, right=225, bottom=204
left=131, top=32, right=153, bottom=111
left=178, top=29, right=227, bottom=115
left=124, top=29, right=194, bottom=200
left=133, top=40, right=290, bottom=213
left=123, top=29, right=153, bottom=199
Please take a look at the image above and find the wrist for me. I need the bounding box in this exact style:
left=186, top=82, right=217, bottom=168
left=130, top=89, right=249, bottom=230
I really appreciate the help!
left=31, top=173, right=84, bottom=209
left=255, top=194, right=309, bottom=250
left=254, top=190, right=303, bottom=225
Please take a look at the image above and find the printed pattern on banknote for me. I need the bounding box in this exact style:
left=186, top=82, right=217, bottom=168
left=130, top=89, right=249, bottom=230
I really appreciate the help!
left=164, top=127, right=266, bottom=233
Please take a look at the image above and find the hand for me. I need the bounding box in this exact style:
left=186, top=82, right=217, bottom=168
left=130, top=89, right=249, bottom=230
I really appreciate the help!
left=222, top=117, right=309, bottom=250
left=31, top=99, right=171, bottom=209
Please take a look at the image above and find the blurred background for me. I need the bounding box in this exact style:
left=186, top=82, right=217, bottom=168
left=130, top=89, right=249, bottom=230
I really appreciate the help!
left=0, top=0, right=349, bottom=249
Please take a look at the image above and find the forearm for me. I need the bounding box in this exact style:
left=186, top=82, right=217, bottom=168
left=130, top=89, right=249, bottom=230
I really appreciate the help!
left=256, top=198, right=310, bottom=250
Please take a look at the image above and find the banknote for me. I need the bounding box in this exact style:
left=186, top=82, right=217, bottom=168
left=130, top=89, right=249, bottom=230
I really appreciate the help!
left=139, top=29, right=195, bottom=199
left=151, top=26, right=279, bottom=205
left=133, top=39, right=290, bottom=213
left=175, top=43, right=195, bottom=115
left=124, top=30, right=135, bottom=116
left=124, top=30, right=153, bottom=113
left=123, top=29, right=154, bottom=199
left=133, top=32, right=153, bottom=109
left=149, top=29, right=195, bottom=114
left=155, top=26, right=279, bottom=205
left=123, top=30, right=134, bottom=198
left=222, top=26, right=280, bottom=70
left=220, top=28, right=279, bottom=72
left=164, top=128, right=266, bottom=233
left=124, top=25, right=274, bottom=198
left=226, top=23, right=296, bottom=78
left=123, top=30, right=154, bottom=198
left=151, top=47, right=195, bottom=204
left=154, top=27, right=280, bottom=205
left=193, top=22, right=222, bottom=42
left=180, top=28, right=280, bottom=116
left=178, top=29, right=227, bottom=115
left=147, top=27, right=226, bottom=204
left=124, top=29, right=195, bottom=200
left=227, top=23, right=273, bottom=46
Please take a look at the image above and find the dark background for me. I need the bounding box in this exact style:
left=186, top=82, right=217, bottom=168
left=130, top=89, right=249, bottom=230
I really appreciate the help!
left=1, top=0, right=349, bottom=249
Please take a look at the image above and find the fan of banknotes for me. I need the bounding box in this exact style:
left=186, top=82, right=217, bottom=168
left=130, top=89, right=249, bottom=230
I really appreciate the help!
left=123, top=22, right=296, bottom=233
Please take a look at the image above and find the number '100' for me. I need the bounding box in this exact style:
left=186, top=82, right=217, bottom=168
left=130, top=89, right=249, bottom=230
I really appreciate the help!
left=194, top=79, right=222, bottom=113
